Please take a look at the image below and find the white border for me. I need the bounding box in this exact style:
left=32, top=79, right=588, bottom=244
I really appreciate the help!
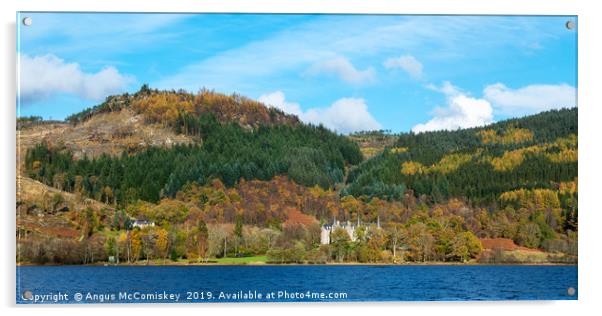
left=2, top=0, right=601, bottom=315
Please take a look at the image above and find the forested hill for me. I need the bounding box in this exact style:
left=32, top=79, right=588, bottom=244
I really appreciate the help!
left=344, top=108, right=578, bottom=207
left=24, top=86, right=363, bottom=206
left=65, top=84, right=300, bottom=130
left=18, top=94, right=578, bottom=264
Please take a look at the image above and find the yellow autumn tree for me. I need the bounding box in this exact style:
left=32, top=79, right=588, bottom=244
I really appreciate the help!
left=401, top=161, right=426, bottom=175
left=559, top=179, right=578, bottom=194
left=118, top=232, right=129, bottom=263
left=389, top=147, right=408, bottom=154
left=155, top=227, right=169, bottom=263
left=477, top=127, right=534, bottom=145
left=546, top=148, right=578, bottom=163
left=341, top=195, right=363, bottom=222
left=489, top=146, right=543, bottom=171
left=430, top=153, right=472, bottom=174
left=131, top=92, right=194, bottom=126
left=130, top=230, right=142, bottom=262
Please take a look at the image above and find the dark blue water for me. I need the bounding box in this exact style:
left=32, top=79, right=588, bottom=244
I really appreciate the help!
left=16, top=265, right=577, bottom=303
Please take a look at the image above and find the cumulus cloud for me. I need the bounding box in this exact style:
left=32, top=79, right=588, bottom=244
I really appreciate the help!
left=383, top=55, right=423, bottom=79
left=19, top=54, right=133, bottom=104
left=257, top=91, right=303, bottom=116
left=483, top=83, right=576, bottom=115
left=258, top=91, right=381, bottom=134
left=413, top=82, right=494, bottom=133
left=303, top=98, right=382, bottom=134
left=305, top=56, right=375, bottom=84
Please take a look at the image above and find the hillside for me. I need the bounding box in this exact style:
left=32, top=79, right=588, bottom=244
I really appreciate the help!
left=18, top=175, right=112, bottom=212
left=17, top=108, right=194, bottom=168
left=345, top=108, right=577, bottom=205
left=348, top=130, right=399, bottom=159
left=16, top=87, right=578, bottom=265
left=21, top=86, right=363, bottom=206
left=18, top=85, right=304, bottom=168
left=17, top=175, right=121, bottom=264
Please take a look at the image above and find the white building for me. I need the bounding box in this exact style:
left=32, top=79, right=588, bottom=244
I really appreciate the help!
left=131, top=219, right=155, bottom=229
left=320, top=217, right=380, bottom=245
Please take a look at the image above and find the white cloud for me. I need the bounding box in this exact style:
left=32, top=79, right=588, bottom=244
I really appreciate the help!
left=483, top=83, right=576, bottom=115
left=304, top=98, right=382, bottom=134
left=156, top=16, right=557, bottom=93
left=383, top=55, right=423, bottom=79
left=257, top=91, right=303, bottom=116
left=258, top=91, right=381, bottom=134
left=19, top=54, right=133, bottom=104
left=413, top=82, right=494, bottom=133
left=306, top=56, right=376, bottom=84
left=426, top=80, right=462, bottom=96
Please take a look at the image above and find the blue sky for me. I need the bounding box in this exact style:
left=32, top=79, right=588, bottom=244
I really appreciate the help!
left=17, top=13, right=577, bottom=133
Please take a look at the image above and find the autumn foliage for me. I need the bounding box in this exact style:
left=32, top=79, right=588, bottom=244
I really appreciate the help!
left=18, top=88, right=577, bottom=265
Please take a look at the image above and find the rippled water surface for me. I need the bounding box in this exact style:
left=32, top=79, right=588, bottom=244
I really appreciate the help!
left=17, top=265, right=577, bottom=303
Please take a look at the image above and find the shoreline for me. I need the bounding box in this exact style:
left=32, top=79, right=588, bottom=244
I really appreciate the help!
left=17, top=261, right=577, bottom=267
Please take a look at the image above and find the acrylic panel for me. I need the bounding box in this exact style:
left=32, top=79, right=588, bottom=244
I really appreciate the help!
left=16, top=12, right=578, bottom=304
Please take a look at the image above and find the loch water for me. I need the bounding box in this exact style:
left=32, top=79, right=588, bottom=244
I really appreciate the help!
left=17, top=264, right=577, bottom=303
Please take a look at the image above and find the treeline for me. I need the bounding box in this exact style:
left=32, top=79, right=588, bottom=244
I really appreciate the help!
left=17, top=116, right=64, bottom=130
left=345, top=108, right=578, bottom=205
left=24, top=115, right=362, bottom=205
left=17, top=173, right=577, bottom=264
left=17, top=115, right=43, bottom=125
left=17, top=211, right=484, bottom=265
left=65, top=85, right=299, bottom=129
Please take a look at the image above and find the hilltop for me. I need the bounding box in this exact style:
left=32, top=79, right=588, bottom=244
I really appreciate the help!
left=66, top=84, right=299, bottom=131
left=18, top=85, right=303, bottom=165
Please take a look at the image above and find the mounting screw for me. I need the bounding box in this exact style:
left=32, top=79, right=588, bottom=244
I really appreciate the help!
left=22, top=290, right=33, bottom=300
left=565, top=20, right=575, bottom=30
left=567, top=287, right=576, bottom=296
left=22, top=17, right=32, bottom=26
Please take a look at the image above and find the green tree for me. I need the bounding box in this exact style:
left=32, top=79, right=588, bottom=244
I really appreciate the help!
left=330, top=227, right=351, bottom=262
left=515, top=223, right=542, bottom=248
left=197, top=219, right=209, bottom=262
left=105, top=237, right=116, bottom=258
left=80, top=207, right=98, bottom=237
left=450, top=231, right=482, bottom=262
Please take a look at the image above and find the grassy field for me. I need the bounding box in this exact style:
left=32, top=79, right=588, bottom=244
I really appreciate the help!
left=213, top=256, right=268, bottom=264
